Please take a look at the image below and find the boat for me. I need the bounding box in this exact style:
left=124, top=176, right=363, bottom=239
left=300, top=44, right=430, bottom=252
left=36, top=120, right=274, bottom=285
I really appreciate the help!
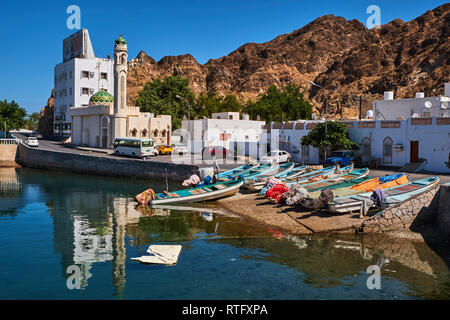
left=136, top=180, right=244, bottom=206
left=243, top=162, right=298, bottom=189
left=245, top=164, right=307, bottom=191
left=327, top=176, right=439, bottom=214
left=258, top=165, right=337, bottom=196
left=350, top=173, right=409, bottom=192
left=301, top=168, right=370, bottom=191
left=216, top=163, right=273, bottom=181
left=214, top=162, right=260, bottom=180
left=308, top=173, right=409, bottom=199
left=285, top=164, right=355, bottom=188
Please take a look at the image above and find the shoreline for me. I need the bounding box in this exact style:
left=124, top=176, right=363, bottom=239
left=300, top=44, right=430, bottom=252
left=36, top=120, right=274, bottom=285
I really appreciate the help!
left=215, top=190, right=445, bottom=243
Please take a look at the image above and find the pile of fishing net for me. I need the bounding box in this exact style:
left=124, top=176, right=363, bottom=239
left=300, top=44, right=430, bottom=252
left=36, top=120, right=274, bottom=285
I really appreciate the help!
left=280, top=184, right=335, bottom=210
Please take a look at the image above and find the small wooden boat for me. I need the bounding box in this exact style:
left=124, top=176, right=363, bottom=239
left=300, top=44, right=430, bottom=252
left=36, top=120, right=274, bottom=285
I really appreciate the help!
left=350, top=173, right=409, bottom=192
left=136, top=180, right=244, bottom=206
left=285, top=164, right=355, bottom=188
left=327, top=176, right=439, bottom=214
left=302, top=168, right=369, bottom=191
left=258, top=165, right=337, bottom=196
left=245, top=164, right=307, bottom=191
left=309, top=173, right=409, bottom=199
left=216, top=163, right=273, bottom=181
left=243, top=162, right=298, bottom=189
left=215, top=162, right=260, bottom=180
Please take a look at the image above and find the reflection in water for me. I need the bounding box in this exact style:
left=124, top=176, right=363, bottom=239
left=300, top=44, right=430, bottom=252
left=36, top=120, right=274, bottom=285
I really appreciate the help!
left=0, top=167, right=449, bottom=299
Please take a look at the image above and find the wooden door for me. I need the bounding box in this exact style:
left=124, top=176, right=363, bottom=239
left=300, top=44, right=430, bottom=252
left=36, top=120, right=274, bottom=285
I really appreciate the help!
left=410, top=141, right=419, bottom=163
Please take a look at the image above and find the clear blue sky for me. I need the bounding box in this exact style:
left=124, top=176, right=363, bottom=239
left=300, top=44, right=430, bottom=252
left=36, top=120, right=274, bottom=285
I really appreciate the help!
left=0, top=0, right=447, bottom=114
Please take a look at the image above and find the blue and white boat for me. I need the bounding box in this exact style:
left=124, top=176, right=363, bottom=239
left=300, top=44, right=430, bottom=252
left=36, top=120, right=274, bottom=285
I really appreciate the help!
left=327, top=176, right=439, bottom=214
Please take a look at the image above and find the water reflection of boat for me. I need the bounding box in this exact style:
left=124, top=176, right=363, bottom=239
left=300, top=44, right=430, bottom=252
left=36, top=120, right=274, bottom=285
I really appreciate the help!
left=149, top=204, right=240, bottom=217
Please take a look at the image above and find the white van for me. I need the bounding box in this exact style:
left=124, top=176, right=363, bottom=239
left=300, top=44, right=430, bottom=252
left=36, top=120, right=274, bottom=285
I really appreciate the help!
left=113, top=138, right=158, bottom=159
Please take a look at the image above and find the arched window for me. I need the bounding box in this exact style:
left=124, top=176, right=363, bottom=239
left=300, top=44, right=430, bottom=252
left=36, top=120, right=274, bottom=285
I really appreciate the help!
left=383, top=137, right=393, bottom=164
left=120, top=54, right=126, bottom=64
left=161, top=129, right=166, bottom=138
left=131, top=129, right=137, bottom=137
left=153, top=129, right=159, bottom=138
left=142, top=129, right=147, bottom=138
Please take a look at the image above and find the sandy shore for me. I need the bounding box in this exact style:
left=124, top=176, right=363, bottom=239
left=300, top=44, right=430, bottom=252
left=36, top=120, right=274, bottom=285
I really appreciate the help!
left=215, top=190, right=444, bottom=242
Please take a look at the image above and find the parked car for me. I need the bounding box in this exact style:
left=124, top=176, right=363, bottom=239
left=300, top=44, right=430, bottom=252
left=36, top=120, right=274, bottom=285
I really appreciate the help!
left=202, top=146, right=230, bottom=159
left=323, top=150, right=355, bottom=166
left=31, top=132, right=43, bottom=139
left=156, top=145, right=173, bottom=155
left=172, top=144, right=188, bottom=155
left=260, top=150, right=291, bottom=165
left=25, top=137, right=39, bottom=147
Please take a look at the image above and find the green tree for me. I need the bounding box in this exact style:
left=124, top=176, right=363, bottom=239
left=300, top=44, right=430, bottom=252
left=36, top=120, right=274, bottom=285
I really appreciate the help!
left=135, top=76, right=196, bottom=129
left=246, top=84, right=313, bottom=122
left=0, top=99, right=27, bottom=134
left=24, top=112, right=40, bottom=131
left=301, top=121, right=359, bottom=152
left=195, top=92, right=243, bottom=118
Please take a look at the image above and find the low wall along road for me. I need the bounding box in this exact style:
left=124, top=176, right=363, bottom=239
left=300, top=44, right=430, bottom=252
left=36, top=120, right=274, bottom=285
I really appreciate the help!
left=15, top=143, right=198, bottom=181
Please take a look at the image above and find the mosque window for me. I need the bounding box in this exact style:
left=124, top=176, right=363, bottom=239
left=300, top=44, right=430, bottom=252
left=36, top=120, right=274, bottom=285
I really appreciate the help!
left=81, top=88, right=89, bottom=95
left=101, top=73, right=108, bottom=80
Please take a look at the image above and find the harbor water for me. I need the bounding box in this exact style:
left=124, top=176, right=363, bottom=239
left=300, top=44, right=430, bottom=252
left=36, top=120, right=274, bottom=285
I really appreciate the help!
left=0, top=167, right=449, bottom=299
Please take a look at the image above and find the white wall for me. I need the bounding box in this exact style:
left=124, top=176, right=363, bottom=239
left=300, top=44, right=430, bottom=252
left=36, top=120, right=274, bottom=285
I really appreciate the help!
left=373, top=96, right=450, bottom=120
left=54, top=56, right=114, bottom=135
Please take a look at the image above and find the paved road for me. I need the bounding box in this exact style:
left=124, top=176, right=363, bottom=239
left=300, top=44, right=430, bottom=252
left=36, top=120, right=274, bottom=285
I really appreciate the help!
left=10, top=132, right=245, bottom=170
left=11, top=133, right=450, bottom=183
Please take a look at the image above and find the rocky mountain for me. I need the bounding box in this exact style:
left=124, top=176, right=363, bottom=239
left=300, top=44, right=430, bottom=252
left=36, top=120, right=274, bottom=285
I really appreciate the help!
left=37, top=89, right=54, bottom=137
left=127, top=3, right=450, bottom=119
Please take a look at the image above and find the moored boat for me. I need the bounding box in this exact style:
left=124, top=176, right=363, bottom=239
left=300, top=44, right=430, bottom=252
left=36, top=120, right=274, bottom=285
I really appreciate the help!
left=309, top=173, right=409, bottom=199
left=243, top=162, right=299, bottom=190
left=327, top=176, right=439, bottom=214
left=216, top=163, right=273, bottom=181
left=136, top=180, right=244, bottom=205
left=214, top=162, right=260, bottom=180
left=301, top=167, right=369, bottom=191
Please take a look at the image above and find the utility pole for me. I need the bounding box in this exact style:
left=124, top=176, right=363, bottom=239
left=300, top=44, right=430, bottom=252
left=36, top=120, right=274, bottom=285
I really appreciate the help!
left=310, top=81, right=329, bottom=160
left=359, top=95, right=363, bottom=121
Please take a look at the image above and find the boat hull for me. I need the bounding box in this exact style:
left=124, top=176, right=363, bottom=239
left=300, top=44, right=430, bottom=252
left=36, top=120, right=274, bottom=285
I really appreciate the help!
left=328, top=177, right=439, bottom=214
left=149, top=181, right=243, bottom=205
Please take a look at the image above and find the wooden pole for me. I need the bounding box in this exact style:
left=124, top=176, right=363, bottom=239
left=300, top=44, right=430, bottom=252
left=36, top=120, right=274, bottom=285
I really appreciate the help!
left=165, top=169, right=169, bottom=192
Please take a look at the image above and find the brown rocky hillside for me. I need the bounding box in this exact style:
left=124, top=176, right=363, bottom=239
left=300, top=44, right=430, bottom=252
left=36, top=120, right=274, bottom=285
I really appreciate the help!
left=127, top=3, right=450, bottom=119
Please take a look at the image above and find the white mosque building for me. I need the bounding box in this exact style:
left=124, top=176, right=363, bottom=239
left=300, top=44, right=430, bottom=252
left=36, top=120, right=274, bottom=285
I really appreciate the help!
left=70, top=35, right=171, bottom=149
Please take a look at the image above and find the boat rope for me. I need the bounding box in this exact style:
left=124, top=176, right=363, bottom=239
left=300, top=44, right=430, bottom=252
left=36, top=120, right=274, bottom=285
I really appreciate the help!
left=284, top=211, right=316, bottom=233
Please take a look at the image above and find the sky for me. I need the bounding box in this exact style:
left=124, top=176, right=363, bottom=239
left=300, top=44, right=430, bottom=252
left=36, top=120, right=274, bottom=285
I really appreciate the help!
left=0, top=0, right=447, bottom=114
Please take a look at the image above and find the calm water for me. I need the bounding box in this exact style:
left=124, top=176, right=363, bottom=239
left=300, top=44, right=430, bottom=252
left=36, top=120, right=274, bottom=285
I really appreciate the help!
left=0, top=167, right=449, bottom=300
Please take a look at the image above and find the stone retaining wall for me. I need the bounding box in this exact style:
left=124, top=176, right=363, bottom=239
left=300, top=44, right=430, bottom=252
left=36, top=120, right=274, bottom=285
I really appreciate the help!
left=16, top=143, right=198, bottom=181
left=0, top=145, right=19, bottom=167
left=361, top=184, right=440, bottom=233
left=437, top=183, right=450, bottom=234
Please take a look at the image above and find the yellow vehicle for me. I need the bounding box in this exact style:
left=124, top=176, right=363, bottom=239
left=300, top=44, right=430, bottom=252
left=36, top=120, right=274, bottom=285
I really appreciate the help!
left=156, top=145, right=173, bottom=155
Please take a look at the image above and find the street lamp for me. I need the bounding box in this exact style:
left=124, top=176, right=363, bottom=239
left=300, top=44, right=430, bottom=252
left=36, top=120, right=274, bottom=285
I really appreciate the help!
left=310, top=81, right=329, bottom=160
left=176, top=95, right=190, bottom=120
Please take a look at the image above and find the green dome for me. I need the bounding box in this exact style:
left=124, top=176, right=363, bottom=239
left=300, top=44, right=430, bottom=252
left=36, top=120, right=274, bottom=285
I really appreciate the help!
left=115, top=35, right=127, bottom=45
left=89, top=90, right=114, bottom=104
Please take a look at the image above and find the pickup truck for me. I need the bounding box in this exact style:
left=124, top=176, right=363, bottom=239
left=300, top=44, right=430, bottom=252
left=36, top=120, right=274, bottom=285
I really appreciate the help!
left=323, top=150, right=355, bottom=166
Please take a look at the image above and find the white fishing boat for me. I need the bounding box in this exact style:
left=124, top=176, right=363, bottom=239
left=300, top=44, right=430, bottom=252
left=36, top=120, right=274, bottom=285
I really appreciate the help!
left=327, top=176, right=439, bottom=214
left=136, top=180, right=244, bottom=206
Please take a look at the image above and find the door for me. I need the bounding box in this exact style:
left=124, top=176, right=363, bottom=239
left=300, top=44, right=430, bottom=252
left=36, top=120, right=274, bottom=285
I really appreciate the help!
left=410, top=141, right=419, bottom=163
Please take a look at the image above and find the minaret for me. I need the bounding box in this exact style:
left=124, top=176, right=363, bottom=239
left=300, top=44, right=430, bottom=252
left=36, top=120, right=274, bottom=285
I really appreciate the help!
left=112, top=35, right=128, bottom=138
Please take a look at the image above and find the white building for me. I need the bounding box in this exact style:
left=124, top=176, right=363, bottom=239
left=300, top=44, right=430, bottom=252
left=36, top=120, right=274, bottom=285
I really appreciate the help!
left=343, top=118, right=450, bottom=173
left=373, top=83, right=450, bottom=120
left=54, top=29, right=114, bottom=136
left=182, top=112, right=265, bottom=157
